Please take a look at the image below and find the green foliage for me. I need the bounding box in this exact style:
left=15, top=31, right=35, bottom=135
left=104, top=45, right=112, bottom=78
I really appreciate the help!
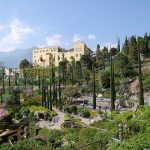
left=77, top=106, right=91, bottom=118
left=28, top=105, right=49, bottom=112
left=143, top=75, right=150, bottom=91
left=23, top=96, right=41, bottom=106
left=64, top=114, right=81, bottom=122
left=0, top=139, right=46, bottom=150
left=100, top=70, right=110, bottom=89
left=19, top=59, right=31, bottom=69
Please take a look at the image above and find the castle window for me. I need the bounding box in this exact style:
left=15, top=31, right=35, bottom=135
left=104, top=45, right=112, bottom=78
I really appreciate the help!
left=76, top=54, right=78, bottom=57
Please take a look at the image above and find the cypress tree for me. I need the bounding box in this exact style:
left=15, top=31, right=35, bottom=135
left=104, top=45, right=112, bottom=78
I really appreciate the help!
left=49, top=79, right=52, bottom=110
left=52, top=65, right=56, bottom=106
left=44, top=83, right=47, bottom=108
left=38, top=70, right=41, bottom=90
left=117, top=38, right=121, bottom=52
left=44, top=84, right=48, bottom=108
left=92, top=59, right=96, bottom=109
left=2, top=70, right=5, bottom=94
left=15, top=72, right=18, bottom=86
left=55, top=81, right=58, bottom=108
left=110, top=52, right=116, bottom=111
left=138, top=43, right=144, bottom=105
left=8, top=69, right=11, bottom=88
left=47, top=85, right=50, bottom=109
left=31, top=71, right=33, bottom=91
left=0, top=89, right=3, bottom=103
left=24, top=70, right=27, bottom=90
left=41, top=77, right=44, bottom=107
left=58, top=67, right=61, bottom=108
left=122, top=37, right=129, bottom=55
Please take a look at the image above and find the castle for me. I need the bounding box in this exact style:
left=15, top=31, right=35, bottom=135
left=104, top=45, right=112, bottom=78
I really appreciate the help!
left=32, top=41, right=93, bottom=67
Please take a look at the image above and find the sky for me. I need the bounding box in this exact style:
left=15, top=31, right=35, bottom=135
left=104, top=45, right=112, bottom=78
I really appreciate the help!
left=0, top=0, right=150, bottom=52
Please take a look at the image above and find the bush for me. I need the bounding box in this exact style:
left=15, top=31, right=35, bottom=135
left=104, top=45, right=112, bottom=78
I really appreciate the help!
left=82, top=109, right=90, bottom=118
left=77, top=106, right=91, bottom=118
left=23, top=96, right=41, bottom=106
left=63, top=106, right=72, bottom=113
left=70, top=105, right=77, bottom=114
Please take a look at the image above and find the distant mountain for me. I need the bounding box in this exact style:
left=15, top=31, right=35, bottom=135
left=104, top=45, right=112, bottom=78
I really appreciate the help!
left=0, top=48, right=34, bottom=68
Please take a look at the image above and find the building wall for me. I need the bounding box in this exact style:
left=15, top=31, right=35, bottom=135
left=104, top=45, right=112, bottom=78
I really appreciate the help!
left=32, top=41, right=93, bottom=67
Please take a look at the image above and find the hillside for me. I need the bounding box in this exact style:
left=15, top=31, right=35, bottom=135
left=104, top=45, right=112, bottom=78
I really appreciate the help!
left=0, top=48, right=34, bottom=68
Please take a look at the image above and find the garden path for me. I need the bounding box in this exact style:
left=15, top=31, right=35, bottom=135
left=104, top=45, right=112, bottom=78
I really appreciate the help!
left=36, top=109, right=91, bottom=130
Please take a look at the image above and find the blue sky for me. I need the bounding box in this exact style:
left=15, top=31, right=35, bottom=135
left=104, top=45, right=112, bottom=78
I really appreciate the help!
left=0, top=0, right=150, bottom=52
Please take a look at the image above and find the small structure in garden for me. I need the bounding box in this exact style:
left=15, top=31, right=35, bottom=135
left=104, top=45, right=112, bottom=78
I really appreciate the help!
left=72, top=98, right=89, bottom=105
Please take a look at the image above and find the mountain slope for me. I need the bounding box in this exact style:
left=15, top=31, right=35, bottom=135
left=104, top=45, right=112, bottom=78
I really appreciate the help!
left=0, top=48, right=33, bottom=68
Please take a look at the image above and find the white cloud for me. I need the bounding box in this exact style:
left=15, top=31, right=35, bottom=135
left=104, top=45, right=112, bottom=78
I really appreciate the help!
left=0, top=25, right=5, bottom=31
left=46, top=34, right=61, bottom=46
left=87, top=34, right=96, bottom=40
left=73, top=34, right=85, bottom=42
left=0, top=18, right=33, bottom=52
left=101, top=43, right=117, bottom=50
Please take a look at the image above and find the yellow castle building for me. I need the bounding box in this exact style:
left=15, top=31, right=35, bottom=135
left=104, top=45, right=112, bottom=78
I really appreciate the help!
left=32, top=41, right=93, bottom=67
